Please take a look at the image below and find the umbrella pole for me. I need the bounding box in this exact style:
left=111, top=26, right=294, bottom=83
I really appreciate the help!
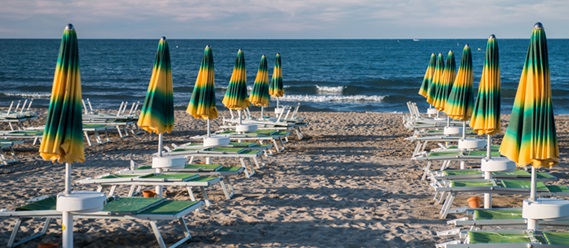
left=238, top=110, right=242, bottom=125
left=63, top=162, right=74, bottom=248
left=261, top=106, right=264, bottom=120
left=207, top=119, right=211, bottom=137
left=158, top=133, right=163, bottom=157
left=530, top=167, right=537, bottom=201
left=276, top=98, right=280, bottom=108
left=462, top=121, right=466, bottom=139
left=483, top=134, right=492, bottom=208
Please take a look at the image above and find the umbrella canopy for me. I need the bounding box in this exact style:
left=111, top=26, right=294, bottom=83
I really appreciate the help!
left=269, top=53, right=284, bottom=98
left=444, top=45, right=474, bottom=121
left=500, top=23, right=558, bottom=169
left=222, top=49, right=250, bottom=110
left=39, top=24, right=84, bottom=165
left=249, top=55, right=270, bottom=107
left=418, top=53, right=436, bottom=98
left=187, top=45, right=218, bottom=120
left=432, top=50, right=456, bottom=111
left=426, top=53, right=445, bottom=106
left=470, top=35, right=501, bottom=136
left=137, top=37, right=174, bottom=135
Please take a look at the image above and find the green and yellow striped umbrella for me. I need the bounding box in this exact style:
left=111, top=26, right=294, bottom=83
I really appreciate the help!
left=418, top=53, right=436, bottom=98
left=269, top=53, right=284, bottom=108
left=500, top=23, right=558, bottom=169
left=222, top=49, right=250, bottom=110
left=39, top=24, right=84, bottom=164
left=137, top=37, right=174, bottom=135
left=444, top=45, right=474, bottom=121
left=187, top=45, right=218, bottom=120
left=432, top=50, right=456, bottom=111
left=250, top=55, right=270, bottom=107
left=470, top=35, right=501, bottom=136
left=426, top=53, right=445, bottom=106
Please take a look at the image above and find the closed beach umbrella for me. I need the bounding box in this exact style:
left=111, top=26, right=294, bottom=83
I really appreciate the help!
left=40, top=24, right=84, bottom=166
left=470, top=35, right=501, bottom=138
left=499, top=23, right=558, bottom=224
left=38, top=23, right=89, bottom=248
left=187, top=45, right=218, bottom=136
left=249, top=55, right=270, bottom=117
left=432, top=50, right=456, bottom=111
left=426, top=53, right=445, bottom=107
left=222, top=49, right=250, bottom=110
left=137, top=37, right=174, bottom=156
left=269, top=53, right=284, bottom=107
left=444, top=45, right=474, bottom=123
left=418, top=53, right=436, bottom=98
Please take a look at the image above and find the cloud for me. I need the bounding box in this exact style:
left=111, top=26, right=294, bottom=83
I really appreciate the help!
left=1, top=0, right=568, bottom=38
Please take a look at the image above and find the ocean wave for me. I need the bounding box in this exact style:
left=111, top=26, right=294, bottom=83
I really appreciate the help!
left=3, top=92, right=51, bottom=99
left=315, top=85, right=346, bottom=94
left=280, top=94, right=385, bottom=103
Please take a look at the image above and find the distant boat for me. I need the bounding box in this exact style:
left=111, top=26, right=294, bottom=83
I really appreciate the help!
left=413, top=38, right=420, bottom=41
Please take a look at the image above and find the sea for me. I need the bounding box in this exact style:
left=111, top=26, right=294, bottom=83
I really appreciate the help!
left=2, top=39, right=569, bottom=114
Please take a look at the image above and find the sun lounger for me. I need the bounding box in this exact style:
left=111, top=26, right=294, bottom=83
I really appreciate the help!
left=434, top=179, right=569, bottom=219
left=438, top=230, right=569, bottom=247
left=211, top=129, right=290, bottom=153
left=0, top=99, right=39, bottom=131
left=117, top=161, right=245, bottom=200
left=169, top=141, right=275, bottom=157
left=431, top=169, right=558, bottom=182
left=162, top=146, right=266, bottom=178
left=0, top=140, right=23, bottom=165
left=0, top=129, right=43, bottom=145
left=0, top=196, right=203, bottom=248
left=443, top=208, right=569, bottom=229
left=77, top=172, right=222, bottom=206
left=415, top=150, right=502, bottom=180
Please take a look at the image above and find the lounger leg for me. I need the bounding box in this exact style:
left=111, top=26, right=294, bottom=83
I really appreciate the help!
left=128, top=185, right=137, bottom=196
left=149, top=221, right=168, bottom=248
left=440, top=193, right=455, bottom=219
left=421, top=161, right=432, bottom=180
left=240, top=158, right=253, bottom=178
left=108, top=185, right=118, bottom=196
left=200, top=186, right=210, bottom=207
left=84, top=131, right=93, bottom=146
left=219, top=178, right=234, bottom=199
left=116, top=125, right=124, bottom=138
left=186, top=186, right=197, bottom=202
left=8, top=217, right=52, bottom=248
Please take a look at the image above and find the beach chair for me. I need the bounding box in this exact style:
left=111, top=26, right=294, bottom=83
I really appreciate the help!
left=119, top=160, right=245, bottom=199
left=0, top=99, right=39, bottom=131
left=438, top=230, right=569, bottom=247
left=82, top=99, right=141, bottom=138
left=0, top=129, right=43, bottom=145
left=212, top=129, right=290, bottom=153
left=414, top=150, right=501, bottom=180
left=434, top=179, right=569, bottom=219
left=162, top=146, right=266, bottom=178
left=431, top=169, right=558, bottom=182
left=0, top=140, right=23, bottom=165
left=77, top=172, right=222, bottom=206
left=443, top=208, right=569, bottom=230
left=0, top=196, right=203, bottom=248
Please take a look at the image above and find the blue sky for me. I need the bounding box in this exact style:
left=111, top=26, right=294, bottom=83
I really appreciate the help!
left=1, top=0, right=568, bottom=39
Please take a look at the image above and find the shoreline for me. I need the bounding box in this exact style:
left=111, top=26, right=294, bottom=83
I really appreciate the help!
left=1, top=110, right=568, bottom=247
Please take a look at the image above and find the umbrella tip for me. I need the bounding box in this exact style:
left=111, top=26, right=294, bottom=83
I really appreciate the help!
left=464, top=44, right=470, bottom=48
left=489, top=34, right=496, bottom=39
left=65, top=24, right=74, bottom=30
left=534, top=22, right=543, bottom=29
left=161, top=36, right=166, bottom=40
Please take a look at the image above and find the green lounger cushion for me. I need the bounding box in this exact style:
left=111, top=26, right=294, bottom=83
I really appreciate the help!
left=217, top=166, right=243, bottom=173
left=139, top=173, right=199, bottom=181
left=138, top=200, right=201, bottom=215
left=468, top=232, right=537, bottom=244
left=207, top=147, right=246, bottom=153
left=545, top=185, right=569, bottom=193
left=543, top=232, right=569, bottom=245
left=228, top=142, right=258, bottom=147
left=16, top=196, right=57, bottom=211
left=500, top=180, right=549, bottom=191
left=473, top=209, right=522, bottom=220
left=182, top=164, right=223, bottom=171
left=443, top=170, right=482, bottom=176
left=101, top=174, right=140, bottom=179
left=103, top=197, right=164, bottom=214
left=450, top=180, right=495, bottom=187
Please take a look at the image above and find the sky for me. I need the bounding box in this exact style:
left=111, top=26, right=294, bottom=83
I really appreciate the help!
left=1, top=0, right=568, bottom=39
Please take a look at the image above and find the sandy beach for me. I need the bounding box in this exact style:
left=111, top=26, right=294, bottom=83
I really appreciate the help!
left=1, top=109, right=569, bottom=247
